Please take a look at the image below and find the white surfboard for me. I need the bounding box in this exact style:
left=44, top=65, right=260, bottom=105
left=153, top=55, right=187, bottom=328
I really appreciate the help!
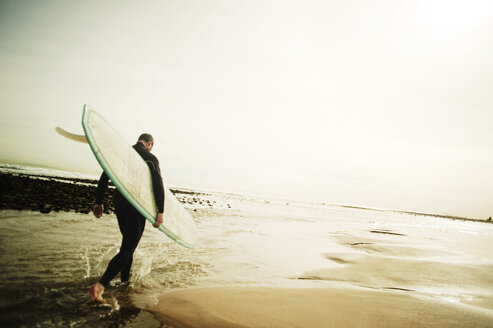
left=79, top=105, right=197, bottom=248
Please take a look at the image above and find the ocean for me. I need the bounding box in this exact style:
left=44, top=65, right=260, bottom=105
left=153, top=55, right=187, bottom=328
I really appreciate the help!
left=1, top=165, right=492, bottom=327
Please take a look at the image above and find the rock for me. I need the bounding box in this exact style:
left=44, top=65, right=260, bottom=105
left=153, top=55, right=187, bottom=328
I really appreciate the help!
left=40, top=204, right=52, bottom=214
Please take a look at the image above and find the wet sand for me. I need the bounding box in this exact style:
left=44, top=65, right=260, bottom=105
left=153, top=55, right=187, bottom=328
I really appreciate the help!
left=148, top=210, right=493, bottom=327
left=150, top=286, right=493, bottom=328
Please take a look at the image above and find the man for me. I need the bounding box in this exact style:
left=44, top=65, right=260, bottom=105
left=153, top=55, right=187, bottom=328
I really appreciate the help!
left=89, top=133, right=164, bottom=302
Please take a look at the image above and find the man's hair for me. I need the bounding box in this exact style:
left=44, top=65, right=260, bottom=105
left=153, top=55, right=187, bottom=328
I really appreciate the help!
left=138, top=133, right=154, bottom=142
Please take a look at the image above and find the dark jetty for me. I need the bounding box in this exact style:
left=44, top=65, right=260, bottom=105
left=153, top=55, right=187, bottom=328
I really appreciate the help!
left=0, top=172, right=217, bottom=214
left=0, top=172, right=114, bottom=214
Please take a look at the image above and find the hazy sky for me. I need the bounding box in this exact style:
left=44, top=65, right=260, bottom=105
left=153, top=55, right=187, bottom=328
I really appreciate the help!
left=1, top=0, right=492, bottom=219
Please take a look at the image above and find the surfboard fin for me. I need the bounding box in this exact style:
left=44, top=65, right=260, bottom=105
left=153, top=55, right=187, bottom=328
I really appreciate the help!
left=55, top=126, right=88, bottom=144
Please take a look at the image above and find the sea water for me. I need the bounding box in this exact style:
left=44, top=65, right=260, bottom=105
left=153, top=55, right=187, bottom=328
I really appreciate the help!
left=1, top=166, right=492, bottom=327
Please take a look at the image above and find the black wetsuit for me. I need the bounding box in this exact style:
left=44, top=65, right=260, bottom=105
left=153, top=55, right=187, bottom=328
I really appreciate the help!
left=95, top=142, right=165, bottom=286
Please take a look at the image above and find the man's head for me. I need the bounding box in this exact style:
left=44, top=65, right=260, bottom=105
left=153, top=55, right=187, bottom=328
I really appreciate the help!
left=138, top=133, right=154, bottom=152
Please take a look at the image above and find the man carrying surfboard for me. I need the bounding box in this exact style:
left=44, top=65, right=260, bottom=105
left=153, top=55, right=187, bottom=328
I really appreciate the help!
left=89, top=133, right=164, bottom=302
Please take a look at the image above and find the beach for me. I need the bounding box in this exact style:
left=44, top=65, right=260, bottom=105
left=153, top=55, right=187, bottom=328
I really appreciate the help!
left=148, top=202, right=493, bottom=328
left=150, top=287, right=493, bottom=328
left=0, top=165, right=492, bottom=327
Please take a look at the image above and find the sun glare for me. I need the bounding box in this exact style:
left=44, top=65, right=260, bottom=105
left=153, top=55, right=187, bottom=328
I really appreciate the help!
left=420, top=0, right=493, bottom=38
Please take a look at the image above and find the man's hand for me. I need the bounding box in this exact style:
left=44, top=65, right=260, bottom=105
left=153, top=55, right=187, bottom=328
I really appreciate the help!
left=153, top=212, right=163, bottom=228
left=93, top=204, right=104, bottom=218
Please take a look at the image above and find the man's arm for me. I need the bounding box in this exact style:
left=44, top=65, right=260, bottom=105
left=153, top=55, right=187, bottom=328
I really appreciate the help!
left=93, top=172, right=109, bottom=218
left=147, top=159, right=165, bottom=228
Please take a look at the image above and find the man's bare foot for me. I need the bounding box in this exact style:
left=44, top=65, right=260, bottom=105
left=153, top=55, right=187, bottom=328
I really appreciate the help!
left=89, top=282, right=105, bottom=302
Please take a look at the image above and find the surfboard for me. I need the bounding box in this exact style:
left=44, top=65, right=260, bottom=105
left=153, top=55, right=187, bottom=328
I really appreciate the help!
left=80, top=104, right=197, bottom=249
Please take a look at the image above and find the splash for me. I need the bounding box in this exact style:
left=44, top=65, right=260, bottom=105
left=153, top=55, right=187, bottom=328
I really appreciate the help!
left=79, top=247, right=90, bottom=278
left=133, top=250, right=154, bottom=281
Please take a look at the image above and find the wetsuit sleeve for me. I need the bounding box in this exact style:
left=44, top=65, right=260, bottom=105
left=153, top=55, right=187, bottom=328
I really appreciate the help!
left=147, top=159, right=165, bottom=213
left=95, top=172, right=109, bottom=204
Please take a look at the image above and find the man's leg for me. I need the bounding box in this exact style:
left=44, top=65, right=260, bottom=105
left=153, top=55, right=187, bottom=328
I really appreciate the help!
left=99, top=195, right=143, bottom=285
left=89, top=194, right=144, bottom=300
left=120, top=213, right=146, bottom=282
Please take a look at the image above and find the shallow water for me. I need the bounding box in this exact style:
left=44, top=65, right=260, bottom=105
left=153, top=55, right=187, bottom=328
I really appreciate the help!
left=1, top=192, right=493, bottom=327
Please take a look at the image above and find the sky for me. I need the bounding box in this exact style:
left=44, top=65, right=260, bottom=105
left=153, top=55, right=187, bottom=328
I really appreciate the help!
left=0, top=0, right=492, bottom=219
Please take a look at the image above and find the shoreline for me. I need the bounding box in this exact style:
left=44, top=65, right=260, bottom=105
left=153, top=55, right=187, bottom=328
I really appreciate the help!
left=338, top=204, right=490, bottom=225
left=0, top=170, right=490, bottom=224
left=148, top=286, right=493, bottom=328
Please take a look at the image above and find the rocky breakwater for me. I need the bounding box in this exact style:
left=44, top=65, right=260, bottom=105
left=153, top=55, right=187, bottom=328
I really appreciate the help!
left=0, top=172, right=115, bottom=214
left=0, top=172, right=226, bottom=215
